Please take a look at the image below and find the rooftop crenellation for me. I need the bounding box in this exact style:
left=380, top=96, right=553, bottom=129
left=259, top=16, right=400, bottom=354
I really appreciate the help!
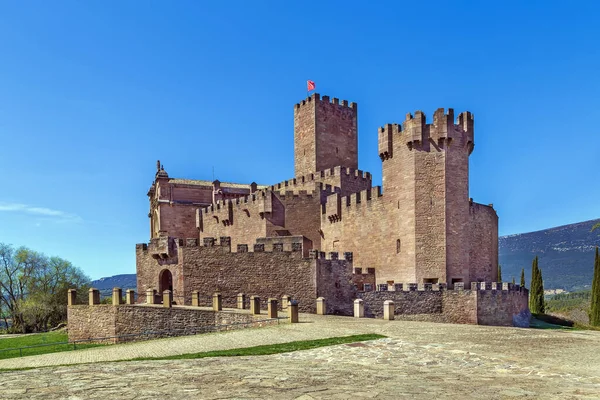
left=294, top=93, right=357, bottom=110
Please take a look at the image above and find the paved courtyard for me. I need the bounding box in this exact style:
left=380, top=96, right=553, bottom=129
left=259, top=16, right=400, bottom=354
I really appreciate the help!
left=1, top=314, right=599, bottom=399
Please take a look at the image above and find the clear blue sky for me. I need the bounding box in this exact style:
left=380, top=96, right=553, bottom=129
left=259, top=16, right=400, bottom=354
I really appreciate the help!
left=1, top=1, right=598, bottom=280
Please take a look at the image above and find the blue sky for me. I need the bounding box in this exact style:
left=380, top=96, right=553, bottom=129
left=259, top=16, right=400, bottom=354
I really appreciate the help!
left=0, top=1, right=599, bottom=280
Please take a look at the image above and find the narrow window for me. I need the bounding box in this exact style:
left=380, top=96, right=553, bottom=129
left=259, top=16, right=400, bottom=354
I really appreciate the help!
left=396, top=239, right=401, bottom=254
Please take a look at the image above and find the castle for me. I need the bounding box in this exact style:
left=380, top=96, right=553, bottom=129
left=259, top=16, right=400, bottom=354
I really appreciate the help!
left=136, top=93, right=529, bottom=326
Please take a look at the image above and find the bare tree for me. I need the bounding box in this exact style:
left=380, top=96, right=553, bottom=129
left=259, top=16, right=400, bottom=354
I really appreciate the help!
left=0, top=243, right=90, bottom=333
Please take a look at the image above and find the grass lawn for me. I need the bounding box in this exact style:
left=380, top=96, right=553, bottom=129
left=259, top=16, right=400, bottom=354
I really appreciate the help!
left=530, top=313, right=600, bottom=331
left=127, top=333, right=386, bottom=362
left=0, top=331, right=103, bottom=360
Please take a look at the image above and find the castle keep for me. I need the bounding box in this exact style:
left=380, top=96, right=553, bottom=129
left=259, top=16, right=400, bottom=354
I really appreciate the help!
left=136, top=93, right=529, bottom=326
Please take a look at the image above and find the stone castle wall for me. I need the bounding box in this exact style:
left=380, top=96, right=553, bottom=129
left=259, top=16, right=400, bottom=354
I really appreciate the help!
left=468, top=202, right=499, bottom=283
left=358, top=283, right=529, bottom=327
left=136, top=236, right=185, bottom=304
left=155, top=203, right=200, bottom=242
left=359, top=289, right=478, bottom=324
left=136, top=236, right=355, bottom=314
left=196, top=167, right=373, bottom=256
left=67, top=305, right=117, bottom=341
left=477, top=286, right=530, bottom=327
left=197, top=193, right=269, bottom=254
left=198, top=191, right=323, bottom=256
left=270, top=167, right=371, bottom=197
left=320, top=188, right=414, bottom=284
left=68, top=305, right=277, bottom=343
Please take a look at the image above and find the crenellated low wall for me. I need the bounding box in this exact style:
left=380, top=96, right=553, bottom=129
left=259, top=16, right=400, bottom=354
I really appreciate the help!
left=136, top=235, right=355, bottom=314
left=357, top=282, right=530, bottom=327
left=67, top=304, right=278, bottom=343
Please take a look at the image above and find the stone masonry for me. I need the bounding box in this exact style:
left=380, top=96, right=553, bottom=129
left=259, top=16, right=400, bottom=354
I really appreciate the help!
left=67, top=304, right=278, bottom=343
left=134, top=92, right=527, bottom=327
left=136, top=235, right=356, bottom=315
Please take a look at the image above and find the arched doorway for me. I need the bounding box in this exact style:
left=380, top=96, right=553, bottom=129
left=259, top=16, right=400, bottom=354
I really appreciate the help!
left=159, top=269, right=173, bottom=294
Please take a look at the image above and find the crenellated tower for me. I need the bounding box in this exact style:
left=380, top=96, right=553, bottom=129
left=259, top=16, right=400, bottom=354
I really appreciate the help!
left=294, top=93, right=358, bottom=177
left=377, top=108, right=477, bottom=284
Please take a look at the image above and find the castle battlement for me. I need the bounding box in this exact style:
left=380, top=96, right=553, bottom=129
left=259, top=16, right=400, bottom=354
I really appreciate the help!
left=269, top=166, right=371, bottom=191
left=200, top=190, right=269, bottom=213
left=294, top=93, right=357, bottom=111
left=137, top=235, right=352, bottom=262
left=367, top=281, right=527, bottom=293
left=378, top=108, right=475, bottom=159
left=469, top=199, right=496, bottom=212
left=199, top=189, right=324, bottom=217
left=323, top=186, right=383, bottom=222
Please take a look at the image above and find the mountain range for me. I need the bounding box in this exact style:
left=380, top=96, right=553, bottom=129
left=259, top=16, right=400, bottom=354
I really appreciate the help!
left=91, top=274, right=137, bottom=297
left=499, top=218, right=600, bottom=291
left=92, top=218, right=600, bottom=294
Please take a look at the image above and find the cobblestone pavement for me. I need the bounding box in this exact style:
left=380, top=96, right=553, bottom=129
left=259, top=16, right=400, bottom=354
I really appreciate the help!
left=1, top=314, right=600, bottom=399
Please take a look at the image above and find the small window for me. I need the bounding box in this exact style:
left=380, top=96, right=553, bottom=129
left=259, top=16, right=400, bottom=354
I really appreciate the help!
left=367, top=268, right=375, bottom=275
left=377, top=284, right=388, bottom=291
left=423, top=278, right=438, bottom=284
left=354, top=267, right=362, bottom=274
left=396, top=239, right=401, bottom=254
left=363, top=283, right=373, bottom=292
left=336, top=147, right=339, bottom=154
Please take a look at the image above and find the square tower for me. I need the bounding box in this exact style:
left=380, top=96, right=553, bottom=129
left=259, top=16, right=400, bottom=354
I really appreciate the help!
left=293, top=93, right=358, bottom=177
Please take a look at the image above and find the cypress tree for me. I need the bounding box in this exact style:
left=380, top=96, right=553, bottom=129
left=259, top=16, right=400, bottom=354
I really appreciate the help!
left=498, top=264, right=502, bottom=282
left=520, top=268, right=526, bottom=288
left=512, top=277, right=515, bottom=285
left=529, top=257, right=537, bottom=311
left=537, top=261, right=545, bottom=314
left=529, top=256, right=546, bottom=314
left=590, top=246, right=600, bottom=326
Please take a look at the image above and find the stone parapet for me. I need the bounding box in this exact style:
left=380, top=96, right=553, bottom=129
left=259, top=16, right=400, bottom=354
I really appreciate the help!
left=67, top=304, right=279, bottom=344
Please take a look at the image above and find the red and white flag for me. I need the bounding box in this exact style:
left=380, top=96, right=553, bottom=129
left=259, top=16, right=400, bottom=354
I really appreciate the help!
left=307, top=80, right=316, bottom=92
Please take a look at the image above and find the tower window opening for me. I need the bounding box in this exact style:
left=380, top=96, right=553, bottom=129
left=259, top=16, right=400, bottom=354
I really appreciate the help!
left=396, top=239, right=401, bottom=254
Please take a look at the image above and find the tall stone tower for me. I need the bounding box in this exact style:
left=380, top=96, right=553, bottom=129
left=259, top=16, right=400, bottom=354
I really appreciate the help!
left=294, top=93, right=358, bottom=177
left=377, top=108, right=476, bottom=284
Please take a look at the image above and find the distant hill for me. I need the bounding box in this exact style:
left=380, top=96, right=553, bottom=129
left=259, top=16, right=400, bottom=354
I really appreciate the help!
left=499, top=218, right=600, bottom=292
left=546, top=290, right=591, bottom=325
left=91, top=274, right=136, bottom=297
